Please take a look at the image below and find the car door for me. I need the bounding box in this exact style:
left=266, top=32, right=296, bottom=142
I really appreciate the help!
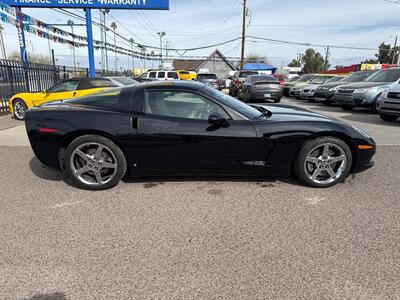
left=133, top=89, right=258, bottom=175
left=34, top=80, right=80, bottom=106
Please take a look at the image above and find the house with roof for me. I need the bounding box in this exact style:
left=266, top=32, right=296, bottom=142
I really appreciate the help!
left=172, top=49, right=235, bottom=79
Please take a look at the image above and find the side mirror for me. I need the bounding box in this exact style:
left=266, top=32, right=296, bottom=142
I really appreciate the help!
left=208, top=114, right=229, bottom=129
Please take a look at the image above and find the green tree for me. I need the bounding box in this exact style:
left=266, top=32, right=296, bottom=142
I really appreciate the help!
left=8, top=51, right=52, bottom=64
left=362, top=42, right=398, bottom=64
left=288, top=59, right=301, bottom=68
left=301, top=48, right=325, bottom=74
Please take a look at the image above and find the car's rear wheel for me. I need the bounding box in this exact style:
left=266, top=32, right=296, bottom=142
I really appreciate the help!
left=294, top=137, right=352, bottom=188
left=274, top=97, right=281, bottom=103
left=13, top=99, right=28, bottom=120
left=379, top=112, right=399, bottom=122
left=64, top=135, right=127, bottom=190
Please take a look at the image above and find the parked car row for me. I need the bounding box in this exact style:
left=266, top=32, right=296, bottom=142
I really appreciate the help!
left=286, top=68, right=400, bottom=122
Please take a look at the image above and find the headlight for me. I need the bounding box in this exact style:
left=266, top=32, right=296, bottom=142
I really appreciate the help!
left=329, top=86, right=338, bottom=92
left=354, top=88, right=370, bottom=94
left=352, top=125, right=370, bottom=138
left=380, top=88, right=389, bottom=98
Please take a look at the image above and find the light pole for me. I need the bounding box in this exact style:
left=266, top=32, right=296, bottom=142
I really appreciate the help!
left=110, top=22, right=117, bottom=72
left=67, top=20, right=77, bottom=75
left=157, top=31, right=166, bottom=69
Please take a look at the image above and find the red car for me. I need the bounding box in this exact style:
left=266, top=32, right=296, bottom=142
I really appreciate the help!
left=273, top=74, right=287, bottom=85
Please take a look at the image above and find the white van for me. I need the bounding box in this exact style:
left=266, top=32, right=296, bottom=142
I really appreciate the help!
left=145, top=70, right=179, bottom=81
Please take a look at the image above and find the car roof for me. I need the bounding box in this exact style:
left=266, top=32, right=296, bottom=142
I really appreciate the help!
left=138, top=80, right=205, bottom=91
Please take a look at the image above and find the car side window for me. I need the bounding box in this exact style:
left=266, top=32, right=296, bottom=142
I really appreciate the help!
left=157, top=72, right=166, bottom=79
left=145, top=91, right=230, bottom=120
left=148, top=72, right=156, bottom=78
left=47, top=81, right=79, bottom=93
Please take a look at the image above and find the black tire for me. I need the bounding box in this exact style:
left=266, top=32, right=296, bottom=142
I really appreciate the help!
left=244, top=90, right=249, bottom=103
left=294, top=136, right=352, bottom=188
left=370, top=103, right=378, bottom=114
left=274, top=97, right=281, bottom=103
left=323, top=101, right=331, bottom=106
left=13, top=99, right=28, bottom=120
left=341, top=105, right=354, bottom=111
left=237, top=89, right=243, bottom=100
left=379, top=112, right=399, bottom=122
left=64, top=135, right=127, bottom=190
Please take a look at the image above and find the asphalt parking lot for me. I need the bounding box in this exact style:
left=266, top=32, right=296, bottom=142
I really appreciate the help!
left=0, top=98, right=399, bottom=299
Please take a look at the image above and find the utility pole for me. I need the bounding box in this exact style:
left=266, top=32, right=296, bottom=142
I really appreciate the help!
left=0, top=25, right=7, bottom=60
left=142, top=46, right=146, bottom=71
left=110, top=22, right=117, bottom=72
left=157, top=31, right=166, bottom=69
left=129, top=38, right=135, bottom=74
left=67, top=20, right=77, bottom=75
left=391, top=35, right=397, bottom=64
left=240, top=0, right=247, bottom=70
left=324, top=46, right=330, bottom=70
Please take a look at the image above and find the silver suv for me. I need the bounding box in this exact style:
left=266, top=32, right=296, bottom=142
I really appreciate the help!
left=376, top=84, right=400, bottom=122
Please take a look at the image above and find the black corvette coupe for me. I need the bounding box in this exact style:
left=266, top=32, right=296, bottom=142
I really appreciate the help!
left=25, top=81, right=376, bottom=190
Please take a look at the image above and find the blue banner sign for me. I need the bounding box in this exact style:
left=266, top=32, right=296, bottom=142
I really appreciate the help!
left=2, top=0, right=169, bottom=9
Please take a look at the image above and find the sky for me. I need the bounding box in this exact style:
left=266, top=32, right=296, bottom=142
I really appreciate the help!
left=1, top=0, right=400, bottom=70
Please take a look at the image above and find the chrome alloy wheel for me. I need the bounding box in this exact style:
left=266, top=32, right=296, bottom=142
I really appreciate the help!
left=13, top=100, right=27, bottom=120
left=70, top=142, right=118, bottom=186
left=304, top=143, right=347, bottom=185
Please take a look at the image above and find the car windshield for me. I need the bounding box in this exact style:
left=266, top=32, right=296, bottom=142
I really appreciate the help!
left=309, top=76, right=331, bottom=84
left=365, top=69, right=400, bottom=82
left=343, top=72, right=374, bottom=82
left=326, top=77, right=344, bottom=83
left=239, top=71, right=258, bottom=78
left=297, top=74, right=315, bottom=82
left=202, top=86, right=261, bottom=119
left=249, top=75, right=277, bottom=83
left=111, top=77, right=138, bottom=85
left=198, top=74, right=218, bottom=80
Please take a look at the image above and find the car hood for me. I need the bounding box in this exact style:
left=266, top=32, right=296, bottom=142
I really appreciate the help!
left=12, top=92, right=43, bottom=99
left=291, top=82, right=310, bottom=89
left=318, top=81, right=348, bottom=89
left=253, top=103, right=340, bottom=123
left=301, top=84, right=320, bottom=90
left=338, top=81, right=390, bottom=89
left=387, top=84, right=400, bottom=92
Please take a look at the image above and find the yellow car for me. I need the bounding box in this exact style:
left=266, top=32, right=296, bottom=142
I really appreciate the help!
left=176, top=70, right=191, bottom=81
left=9, top=77, right=116, bottom=120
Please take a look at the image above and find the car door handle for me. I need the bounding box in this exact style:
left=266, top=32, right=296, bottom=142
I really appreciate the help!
left=73, top=92, right=77, bottom=97
left=131, top=115, right=138, bottom=129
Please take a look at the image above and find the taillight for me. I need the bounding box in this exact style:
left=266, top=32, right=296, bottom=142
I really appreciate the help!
left=38, top=127, right=58, bottom=133
left=235, top=79, right=240, bottom=86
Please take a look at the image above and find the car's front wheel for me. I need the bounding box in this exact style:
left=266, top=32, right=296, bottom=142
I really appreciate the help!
left=294, top=137, right=352, bottom=188
left=64, top=135, right=127, bottom=190
left=13, top=99, right=28, bottom=120
left=379, top=112, right=399, bottom=122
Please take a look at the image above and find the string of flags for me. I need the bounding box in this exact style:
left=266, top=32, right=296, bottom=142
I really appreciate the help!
left=0, top=2, right=161, bottom=60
